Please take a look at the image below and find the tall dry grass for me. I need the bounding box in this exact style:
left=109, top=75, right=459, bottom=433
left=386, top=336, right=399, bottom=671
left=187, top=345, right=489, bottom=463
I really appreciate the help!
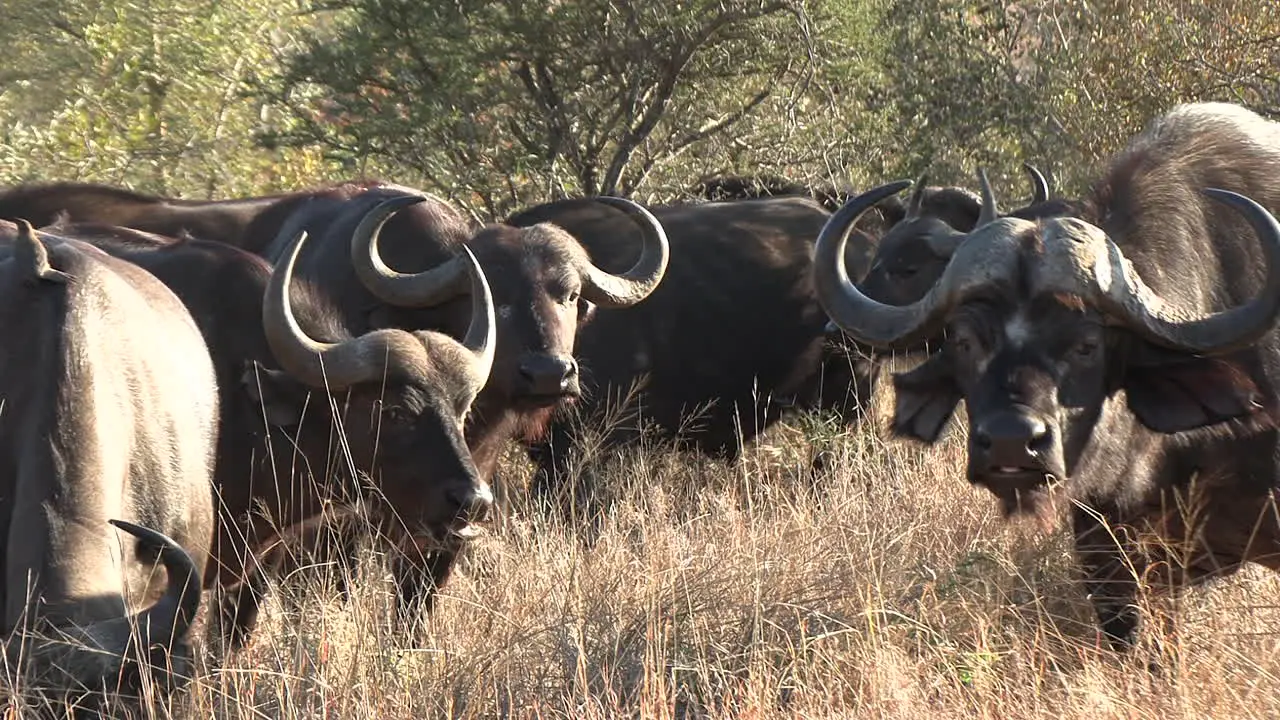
left=7, top=385, right=1280, bottom=718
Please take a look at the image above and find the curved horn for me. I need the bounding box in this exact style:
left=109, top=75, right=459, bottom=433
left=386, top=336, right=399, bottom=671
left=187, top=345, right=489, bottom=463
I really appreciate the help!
left=905, top=174, right=929, bottom=220
left=975, top=168, right=999, bottom=227
left=454, top=245, right=497, bottom=398
left=14, top=220, right=70, bottom=284
left=1023, top=163, right=1050, bottom=204
left=108, top=519, right=202, bottom=651
left=578, top=196, right=671, bottom=308
left=264, top=224, right=408, bottom=390
left=816, top=181, right=1032, bottom=348
left=814, top=180, right=925, bottom=346
left=1055, top=188, right=1280, bottom=354
left=350, top=193, right=470, bottom=307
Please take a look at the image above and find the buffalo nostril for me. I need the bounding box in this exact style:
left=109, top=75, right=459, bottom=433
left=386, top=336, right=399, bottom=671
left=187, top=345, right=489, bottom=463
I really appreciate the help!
left=520, top=355, right=579, bottom=395
left=448, top=484, right=494, bottom=523
left=1027, top=419, right=1050, bottom=454
left=518, top=361, right=538, bottom=381
left=556, top=358, right=578, bottom=389
left=973, top=412, right=1051, bottom=468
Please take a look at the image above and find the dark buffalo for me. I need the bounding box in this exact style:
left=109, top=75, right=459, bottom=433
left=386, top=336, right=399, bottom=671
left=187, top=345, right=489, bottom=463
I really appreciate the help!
left=855, top=164, right=1065, bottom=307
left=41, top=196, right=498, bottom=648
left=0, top=181, right=289, bottom=245
left=21, top=177, right=669, bottom=613
left=12, top=178, right=669, bottom=616
left=229, top=183, right=669, bottom=611
left=690, top=171, right=986, bottom=231
left=505, top=194, right=883, bottom=504
left=220, top=182, right=668, bottom=484
left=816, top=102, right=1280, bottom=650
left=510, top=169, right=1056, bottom=502
left=0, top=221, right=216, bottom=706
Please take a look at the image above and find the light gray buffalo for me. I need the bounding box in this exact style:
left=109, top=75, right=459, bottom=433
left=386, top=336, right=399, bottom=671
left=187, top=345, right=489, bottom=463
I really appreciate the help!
left=0, top=220, right=217, bottom=709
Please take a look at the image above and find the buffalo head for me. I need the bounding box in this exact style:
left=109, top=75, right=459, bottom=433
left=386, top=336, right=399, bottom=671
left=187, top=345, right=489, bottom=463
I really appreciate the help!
left=858, top=165, right=1049, bottom=307
left=259, top=203, right=497, bottom=542
left=816, top=181, right=1280, bottom=519
left=347, top=193, right=670, bottom=418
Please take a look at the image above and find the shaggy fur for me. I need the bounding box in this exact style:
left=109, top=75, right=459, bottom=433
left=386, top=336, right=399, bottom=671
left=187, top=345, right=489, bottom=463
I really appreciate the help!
left=878, top=103, right=1280, bottom=650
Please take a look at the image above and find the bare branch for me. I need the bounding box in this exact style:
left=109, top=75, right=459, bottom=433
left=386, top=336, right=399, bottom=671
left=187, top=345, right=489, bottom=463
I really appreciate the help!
left=600, top=1, right=799, bottom=193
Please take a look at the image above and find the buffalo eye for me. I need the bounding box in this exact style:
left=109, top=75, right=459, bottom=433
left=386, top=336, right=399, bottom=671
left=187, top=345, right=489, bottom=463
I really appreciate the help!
left=1072, top=339, right=1099, bottom=360
left=380, top=403, right=413, bottom=427
left=949, top=332, right=974, bottom=359
left=946, top=325, right=988, bottom=370
left=549, top=283, right=579, bottom=306
left=887, top=265, right=918, bottom=280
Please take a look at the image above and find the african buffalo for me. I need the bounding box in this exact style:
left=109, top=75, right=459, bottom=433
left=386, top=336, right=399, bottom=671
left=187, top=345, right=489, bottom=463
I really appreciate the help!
left=690, top=171, right=987, bottom=231
left=43, top=196, right=497, bottom=648
left=855, top=164, right=1063, bottom=307
left=0, top=181, right=288, bottom=245
left=511, top=169, right=1058, bottom=503
left=0, top=221, right=216, bottom=706
left=504, top=194, right=882, bottom=505
left=229, top=184, right=669, bottom=612
left=14, top=178, right=670, bottom=615
left=816, top=102, right=1280, bottom=650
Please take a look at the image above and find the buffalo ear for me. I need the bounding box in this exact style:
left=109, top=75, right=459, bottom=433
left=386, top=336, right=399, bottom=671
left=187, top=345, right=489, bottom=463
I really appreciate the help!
left=1122, top=344, right=1269, bottom=433
left=891, top=353, right=962, bottom=442
left=241, top=362, right=309, bottom=428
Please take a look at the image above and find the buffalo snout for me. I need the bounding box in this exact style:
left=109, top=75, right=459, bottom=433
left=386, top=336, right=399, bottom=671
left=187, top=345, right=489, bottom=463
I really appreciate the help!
left=445, top=478, right=495, bottom=526
left=399, top=473, right=495, bottom=538
left=517, top=353, right=580, bottom=397
left=972, top=409, right=1054, bottom=476
left=967, top=408, right=1065, bottom=517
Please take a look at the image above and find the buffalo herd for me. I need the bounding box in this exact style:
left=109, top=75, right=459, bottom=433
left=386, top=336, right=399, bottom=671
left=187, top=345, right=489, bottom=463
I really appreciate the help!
left=2, top=100, right=1280, bottom=710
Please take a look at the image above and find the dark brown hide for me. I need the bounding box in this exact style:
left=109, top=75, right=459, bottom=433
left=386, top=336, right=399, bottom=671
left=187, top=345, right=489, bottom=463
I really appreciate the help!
left=239, top=184, right=668, bottom=617
left=856, top=166, right=1079, bottom=310
left=40, top=213, right=494, bottom=649
left=0, top=181, right=289, bottom=244
left=506, top=195, right=880, bottom=504
left=818, top=103, right=1280, bottom=650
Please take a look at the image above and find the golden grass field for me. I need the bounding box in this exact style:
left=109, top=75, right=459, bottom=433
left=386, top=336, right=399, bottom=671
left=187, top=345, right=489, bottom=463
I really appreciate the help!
left=8, top=381, right=1280, bottom=718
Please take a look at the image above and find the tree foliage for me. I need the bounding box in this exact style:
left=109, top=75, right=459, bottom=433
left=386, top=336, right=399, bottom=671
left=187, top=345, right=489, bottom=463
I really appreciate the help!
left=879, top=0, right=1280, bottom=197
left=0, top=0, right=1276, bottom=210
left=0, top=0, right=327, bottom=197
left=259, top=0, right=831, bottom=217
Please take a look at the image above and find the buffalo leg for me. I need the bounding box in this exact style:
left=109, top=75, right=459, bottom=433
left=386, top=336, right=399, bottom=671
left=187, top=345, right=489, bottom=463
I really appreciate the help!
left=215, top=573, right=269, bottom=652
left=528, top=421, right=578, bottom=511
left=319, top=521, right=363, bottom=603
left=214, top=513, right=356, bottom=650
left=209, top=519, right=269, bottom=652
left=1073, top=506, right=1146, bottom=651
